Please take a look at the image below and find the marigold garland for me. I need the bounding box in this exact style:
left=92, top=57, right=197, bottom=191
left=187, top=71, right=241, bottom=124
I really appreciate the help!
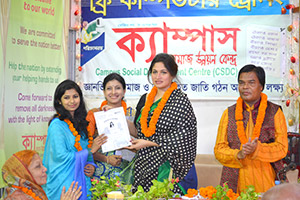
left=140, top=82, right=177, bottom=137
left=235, top=93, right=268, bottom=144
left=185, top=188, right=198, bottom=198
left=226, top=189, right=240, bottom=200
left=199, top=186, right=217, bottom=199
left=64, top=119, right=93, bottom=151
left=198, top=185, right=239, bottom=200
left=12, top=185, right=42, bottom=200
left=100, top=100, right=127, bottom=114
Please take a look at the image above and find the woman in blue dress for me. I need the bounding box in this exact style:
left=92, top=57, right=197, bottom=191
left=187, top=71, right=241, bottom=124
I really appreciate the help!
left=43, top=80, right=107, bottom=200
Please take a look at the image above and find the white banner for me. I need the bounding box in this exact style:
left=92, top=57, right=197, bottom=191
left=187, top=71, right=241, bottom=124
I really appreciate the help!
left=81, top=15, right=289, bottom=99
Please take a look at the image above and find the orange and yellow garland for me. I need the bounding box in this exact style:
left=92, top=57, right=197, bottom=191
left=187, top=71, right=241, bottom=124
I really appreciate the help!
left=64, top=119, right=93, bottom=151
left=185, top=186, right=239, bottom=200
left=100, top=100, right=127, bottom=114
left=235, top=93, right=268, bottom=144
left=140, top=82, right=177, bottom=137
left=12, top=185, right=42, bottom=200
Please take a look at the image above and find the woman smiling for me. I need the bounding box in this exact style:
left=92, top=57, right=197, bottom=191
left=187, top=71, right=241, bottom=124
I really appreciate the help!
left=42, top=80, right=107, bottom=200
left=86, top=73, right=130, bottom=180
left=126, top=53, right=198, bottom=194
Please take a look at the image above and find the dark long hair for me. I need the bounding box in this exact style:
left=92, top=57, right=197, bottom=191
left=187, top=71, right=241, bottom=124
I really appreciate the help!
left=50, top=79, right=89, bottom=137
left=147, top=53, right=178, bottom=83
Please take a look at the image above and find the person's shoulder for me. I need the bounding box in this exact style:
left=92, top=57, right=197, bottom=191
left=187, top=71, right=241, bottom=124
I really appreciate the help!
left=49, top=117, right=62, bottom=125
left=86, top=108, right=100, bottom=121
left=173, top=89, right=189, bottom=100
left=140, top=93, right=147, bottom=100
left=88, top=107, right=100, bottom=113
left=228, top=103, right=237, bottom=109
left=267, top=100, right=282, bottom=111
left=5, top=189, right=31, bottom=200
left=170, top=89, right=193, bottom=108
left=48, top=118, right=66, bottom=132
left=138, top=93, right=147, bottom=104
left=267, top=100, right=280, bottom=107
left=225, top=103, right=237, bottom=117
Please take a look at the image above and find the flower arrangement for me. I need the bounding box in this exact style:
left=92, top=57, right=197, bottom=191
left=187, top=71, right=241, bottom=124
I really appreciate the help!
left=185, top=184, right=260, bottom=200
left=128, top=178, right=180, bottom=200
left=91, top=176, right=260, bottom=200
left=90, top=176, right=180, bottom=200
left=237, top=186, right=260, bottom=200
left=90, top=176, right=132, bottom=200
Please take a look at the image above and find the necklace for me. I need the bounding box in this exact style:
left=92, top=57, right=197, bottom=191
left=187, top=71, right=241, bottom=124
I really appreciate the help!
left=141, top=82, right=177, bottom=137
left=100, top=100, right=127, bottom=114
left=64, top=119, right=93, bottom=151
left=235, top=93, right=267, bottom=144
left=12, top=185, right=42, bottom=200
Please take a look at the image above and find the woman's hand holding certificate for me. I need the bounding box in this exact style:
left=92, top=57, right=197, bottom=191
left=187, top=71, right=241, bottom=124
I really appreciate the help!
left=94, top=107, right=132, bottom=153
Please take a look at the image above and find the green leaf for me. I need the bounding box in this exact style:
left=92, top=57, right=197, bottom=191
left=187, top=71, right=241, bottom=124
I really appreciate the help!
left=137, top=185, right=144, bottom=193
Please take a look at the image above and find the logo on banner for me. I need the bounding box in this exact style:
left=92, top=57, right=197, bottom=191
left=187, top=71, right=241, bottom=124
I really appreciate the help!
left=81, top=18, right=105, bottom=66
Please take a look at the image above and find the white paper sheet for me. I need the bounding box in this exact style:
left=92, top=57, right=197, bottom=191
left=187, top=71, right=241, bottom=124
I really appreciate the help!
left=94, top=107, right=131, bottom=153
left=115, top=149, right=136, bottom=162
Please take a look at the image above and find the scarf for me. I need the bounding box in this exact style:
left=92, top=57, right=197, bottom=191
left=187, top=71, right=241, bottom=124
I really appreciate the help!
left=2, top=150, right=48, bottom=200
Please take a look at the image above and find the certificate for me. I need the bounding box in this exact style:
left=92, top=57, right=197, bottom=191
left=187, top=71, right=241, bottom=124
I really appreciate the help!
left=94, top=107, right=131, bottom=153
left=115, top=149, right=136, bottom=162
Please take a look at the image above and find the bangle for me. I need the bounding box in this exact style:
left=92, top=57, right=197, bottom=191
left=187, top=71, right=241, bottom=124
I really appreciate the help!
left=106, top=156, right=109, bottom=164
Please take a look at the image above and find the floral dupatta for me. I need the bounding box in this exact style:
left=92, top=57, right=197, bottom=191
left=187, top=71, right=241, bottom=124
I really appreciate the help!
left=2, top=154, right=48, bottom=200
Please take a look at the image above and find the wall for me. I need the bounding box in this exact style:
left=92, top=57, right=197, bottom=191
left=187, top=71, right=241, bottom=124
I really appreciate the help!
left=191, top=99, right=235, bottom=154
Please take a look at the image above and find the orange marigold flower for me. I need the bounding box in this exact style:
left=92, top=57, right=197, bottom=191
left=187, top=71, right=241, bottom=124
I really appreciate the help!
left=199, top=186, right=217, bottom=198
left=185, top=188, right=198, bottom=198
left=226, top=189, right=239, bottom=200
left=70, top=129, right=76, bottom=133
left=140, top=82, right=177, bottom=137
left=74, top=143, right=80, bottom=148
left=235, top=93, right=267, bottom=144
left=64, top=118, right=92, bottom=152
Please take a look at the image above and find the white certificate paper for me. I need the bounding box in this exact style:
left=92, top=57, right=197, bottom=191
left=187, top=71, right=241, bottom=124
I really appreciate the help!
left=115, top=149, right=136, bottom=162
left=94, top=107, right=131, bottom=153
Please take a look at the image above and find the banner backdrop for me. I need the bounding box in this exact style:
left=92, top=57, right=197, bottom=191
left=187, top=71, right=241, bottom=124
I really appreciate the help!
left=0, top=0, right=67, bottom=187
left=80, top=0, right=290, bottom=99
